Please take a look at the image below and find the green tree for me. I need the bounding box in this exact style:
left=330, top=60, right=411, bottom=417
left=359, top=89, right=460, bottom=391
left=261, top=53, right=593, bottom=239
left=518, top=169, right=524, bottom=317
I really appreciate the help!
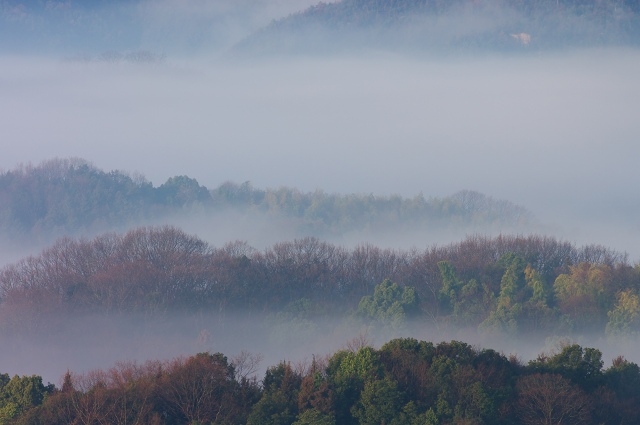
left=604, top=356, right=640, bottom=398
left=357, top=279, right=419, bottom=330
left=520, top=264, right=558, bottom=333
left=479, top=254, right=529, bottom=335
left=391, top=403, right=438, bottom=425
left=525, top=265, right=548, bottom=304
left=599, top=356, right=640, bottom=423
left=293, top=408, right=336, bottom=425
left=156, top=175, right=211, bottom=205
left=452, top=278, right=494, bottom=326
left=248, top=390, right=298, bottom=425
left=528, top=344, right=603, bottom=390
left=0, top=374, right=53, bottom=423
left=606, top=290, right=640, bottom=338
left=328, top=347, right=382, bottom=425
left=351, top=378, right=404, bottom=425
left=437, top=261, right=463, bottom=309
left=248, top=362, right=302, bottom=425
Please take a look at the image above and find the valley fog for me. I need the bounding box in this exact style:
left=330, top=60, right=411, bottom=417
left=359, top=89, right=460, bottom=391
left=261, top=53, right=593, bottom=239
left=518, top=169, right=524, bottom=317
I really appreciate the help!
left=1, top=50, right=639, bottom=258
left=1, top=312, right=636, bottom=387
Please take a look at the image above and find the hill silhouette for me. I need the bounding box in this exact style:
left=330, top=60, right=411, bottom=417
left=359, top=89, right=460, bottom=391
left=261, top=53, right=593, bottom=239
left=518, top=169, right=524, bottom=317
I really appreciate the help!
left=232, top=0, right=640, bottom=55
left=0, top=158, right=535, bottom=248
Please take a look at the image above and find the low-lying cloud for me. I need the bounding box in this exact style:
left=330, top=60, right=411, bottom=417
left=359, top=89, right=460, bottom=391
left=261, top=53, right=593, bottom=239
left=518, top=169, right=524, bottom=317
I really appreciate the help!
left=1, top=48, right=639, bottom=257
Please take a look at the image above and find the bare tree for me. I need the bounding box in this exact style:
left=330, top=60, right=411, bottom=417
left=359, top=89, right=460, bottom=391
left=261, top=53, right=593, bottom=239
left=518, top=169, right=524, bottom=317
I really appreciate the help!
left=232, top=350, right=264, bottom=383
left=160, top=353, right=237, bottom=424
left=516, top=373, right=592, bottom=425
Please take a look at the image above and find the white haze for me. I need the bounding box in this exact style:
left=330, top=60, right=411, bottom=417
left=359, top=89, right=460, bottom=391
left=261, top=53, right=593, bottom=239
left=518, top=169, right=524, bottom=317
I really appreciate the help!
left=136, top=0, right=330, bottom=55
left=0, top=0, right=325, bottom=56
left=1, top=49, right=639, bottom=258
left=2, top=313, right=637, bottom=386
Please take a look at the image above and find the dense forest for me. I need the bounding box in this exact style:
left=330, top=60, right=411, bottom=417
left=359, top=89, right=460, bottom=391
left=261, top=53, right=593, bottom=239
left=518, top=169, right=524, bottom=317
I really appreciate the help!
left=233, top=0, right=640, bottom=55
left=1, top=226, right=637, bottom=342
left=1, top=160, right=639, bottom=423
left=0, top=158, right=532, bottom=247
left=1, top=337, right=640, bottom=424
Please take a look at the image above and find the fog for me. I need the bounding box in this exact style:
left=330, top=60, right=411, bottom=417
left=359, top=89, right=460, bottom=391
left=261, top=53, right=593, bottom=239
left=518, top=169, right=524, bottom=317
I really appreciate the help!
left=1, top=312, right=636, bottom=387
left=1, top=49, right=639, bottom=258
left=1, top=0, right=640, bottom=385
left=0, top=0, right=323, bottom=56
left=0, top=312, right=640, bottom=388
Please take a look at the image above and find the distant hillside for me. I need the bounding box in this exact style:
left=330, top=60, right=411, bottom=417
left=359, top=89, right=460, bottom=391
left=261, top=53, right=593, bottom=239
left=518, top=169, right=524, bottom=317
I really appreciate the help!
left=0, top=158, right=534, bottom=247
left=0, top=227, right=632, bottom=338
left=232, top=0, right=640, bottom=55
left=0, top=158, right=210, bottom=243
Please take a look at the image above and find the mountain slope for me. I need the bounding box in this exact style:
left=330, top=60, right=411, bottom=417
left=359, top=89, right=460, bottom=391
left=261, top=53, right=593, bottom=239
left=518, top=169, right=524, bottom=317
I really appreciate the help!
left=232, top=0, right=640, bottom=55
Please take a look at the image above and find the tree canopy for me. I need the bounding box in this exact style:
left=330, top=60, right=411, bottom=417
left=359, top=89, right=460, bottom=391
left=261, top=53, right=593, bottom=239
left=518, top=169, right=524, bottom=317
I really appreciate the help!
left=4, top=338, right=640, bottom=424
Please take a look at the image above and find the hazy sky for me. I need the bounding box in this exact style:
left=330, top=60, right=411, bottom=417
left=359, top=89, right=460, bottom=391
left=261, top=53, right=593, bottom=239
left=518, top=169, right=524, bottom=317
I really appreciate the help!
left=0, top=0, right=323, bottom=55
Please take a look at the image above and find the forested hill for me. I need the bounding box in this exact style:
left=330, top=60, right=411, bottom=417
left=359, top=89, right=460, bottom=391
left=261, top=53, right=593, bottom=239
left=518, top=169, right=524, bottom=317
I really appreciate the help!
left=232, top=0, right=640, bottom=55
left=0, top=158, right=533, bottom=246
left=1, top=227, right=635, bottom=340
left=0, top=158, right=210, bottom=243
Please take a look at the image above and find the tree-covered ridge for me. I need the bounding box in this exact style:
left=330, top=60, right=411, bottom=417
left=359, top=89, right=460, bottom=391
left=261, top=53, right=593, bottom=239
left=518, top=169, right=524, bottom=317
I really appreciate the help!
left=233, top=0, right=640, bottom=54
left=215, top=181, right=532, bottom=232
left=2, top=338, right=640, bottom=424
left=1, top=227, right=636, bottom=339
left=0, top=158, right=209, bottom=240
left=0, top=158, right=533, bottom=244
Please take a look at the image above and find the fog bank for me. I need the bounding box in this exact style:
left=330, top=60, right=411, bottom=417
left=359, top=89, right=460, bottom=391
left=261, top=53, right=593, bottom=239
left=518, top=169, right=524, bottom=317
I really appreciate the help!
left=1, top=312, right=636, bottom=387
left=1, top=50, right=639, bottom=257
